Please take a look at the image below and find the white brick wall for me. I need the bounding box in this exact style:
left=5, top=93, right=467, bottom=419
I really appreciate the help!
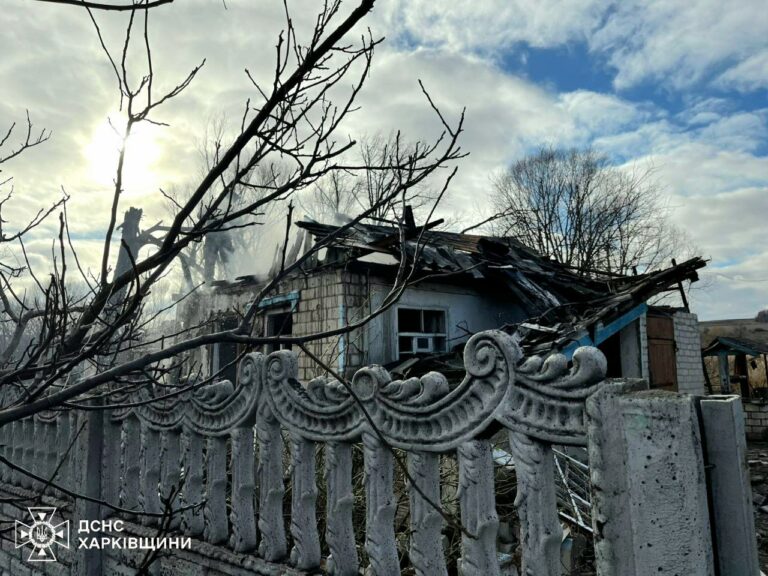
left=639, top=313, right=649, bottom=380
left=743, top=401, right=768, bottom=440
left=673, top=311, right=705, bottom=395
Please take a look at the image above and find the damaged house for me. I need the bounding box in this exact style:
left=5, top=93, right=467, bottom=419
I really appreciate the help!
left=178, top=215, right=707, bottom=393
left=700, top=315, right=768, bottom=439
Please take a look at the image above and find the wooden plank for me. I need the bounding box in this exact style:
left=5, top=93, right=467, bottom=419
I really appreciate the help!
left=646, top=315, right=674, bottom=340
left=647, top=314, right=677, bottom=391
left=648, top=339, right=677, bottom=390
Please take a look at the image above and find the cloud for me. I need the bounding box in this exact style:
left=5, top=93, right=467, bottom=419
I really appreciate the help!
left=695, top=111, right=768, bottom=153
left=351, top=48, right=571, bottom=188
left=379, top=0, right=768, bottom=93
left=373, top=1, right=605, bottom=53
left=715, top=49, right=768, bottom=92
left=691, top=250, right=768, bottom=320
left=671, top=187, right=768, bottom=261
left=556, top=90, right=653, bottom=138
left=602, top=120, right=768, bottom=319
left=599, top=112, right=768, bottom=197
left=590, top=1, right=768, bottom=91
left=342, top=46, right=670, bottom=221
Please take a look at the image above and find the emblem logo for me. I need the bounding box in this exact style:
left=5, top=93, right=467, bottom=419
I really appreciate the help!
left=15, top=507, right=70, bottom=562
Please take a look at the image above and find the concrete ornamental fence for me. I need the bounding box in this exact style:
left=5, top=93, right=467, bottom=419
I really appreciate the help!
left=0, top=330, right=760, bottom=575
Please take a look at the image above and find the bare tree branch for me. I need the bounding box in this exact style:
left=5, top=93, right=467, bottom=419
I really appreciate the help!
left=28, top=0, right=174, bottom=11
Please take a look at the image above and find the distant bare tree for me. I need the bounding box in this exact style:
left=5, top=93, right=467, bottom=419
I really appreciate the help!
left=303, top=132, right=441, bottom=225
left=479, top=146, right=686, bottom=276
left=161, top=116, right=285, bottom=287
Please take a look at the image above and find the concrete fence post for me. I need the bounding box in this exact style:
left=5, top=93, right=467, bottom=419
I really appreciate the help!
left=71, top=409, right=105, bottom=576
left=586, top=382, right=715, bottom=576
left=699, top=395, right=760, bottom=576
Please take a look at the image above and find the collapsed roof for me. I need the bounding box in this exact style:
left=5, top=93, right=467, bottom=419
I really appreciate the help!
left=296, top=218, right=706, bottom=356
left=702, top=336, right=768, bottom=358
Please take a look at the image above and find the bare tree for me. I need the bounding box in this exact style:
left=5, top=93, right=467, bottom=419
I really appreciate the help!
left=0, top=0, right=465, bottom=428
left=0, top=4, right=471, bottom=559
left=157, top=116, right=285, bottom=287
left=478, top=146, right=686, bottom=276
left=32, top=0, right=173, bottom=10
left=302, top=132, right=442, bottom=225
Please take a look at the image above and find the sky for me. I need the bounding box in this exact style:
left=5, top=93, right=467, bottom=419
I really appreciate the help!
left=1, top=0, right=766, bottom=320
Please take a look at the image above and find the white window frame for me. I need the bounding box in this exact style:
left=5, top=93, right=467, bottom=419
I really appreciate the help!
left=394, top=305, right=448, bottom=360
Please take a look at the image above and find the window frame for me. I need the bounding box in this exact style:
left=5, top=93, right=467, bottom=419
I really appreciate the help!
left=264, top=308, right=293, bottom=355
left=394, top=305, right=449, bottom=360
left=210, top=314, right=240, bottom=383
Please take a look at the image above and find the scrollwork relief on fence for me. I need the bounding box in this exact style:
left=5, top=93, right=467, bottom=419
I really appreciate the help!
left=261, top=329, right=606, bottom=576
left=1, top=328, right=608, bottom=576
left=265, top=329, right=606, bottom=450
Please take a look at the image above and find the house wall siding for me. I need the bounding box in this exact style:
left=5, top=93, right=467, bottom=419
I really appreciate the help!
left=181, top=271, right=529, bottom=383
left=619, top=318, right=645, bottom=378
left=290, top=272, right=528, bottom=380
left=179, top=272, right=705, bottom=396
left=366, top=278, right=528, bottom=366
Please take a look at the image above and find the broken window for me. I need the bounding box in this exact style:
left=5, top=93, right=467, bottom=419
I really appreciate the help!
left=265, top=310, right=293, bottom=355
left=396, top=307, right=447, bottom=359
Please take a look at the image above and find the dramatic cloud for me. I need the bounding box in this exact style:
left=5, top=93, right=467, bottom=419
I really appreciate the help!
left=590, top=1, right=768, bottom=90
left=374, top=1, right=606, bottom=53
left=2, top=0, right=766, bottom=319
left=378, top=0, right=768, bottom=93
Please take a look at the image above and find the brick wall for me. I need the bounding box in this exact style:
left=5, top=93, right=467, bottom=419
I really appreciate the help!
left=290, top=269, right=368, bottom=382
left=175, top=269, right=371, bottom=383
left=743, top=401, right=768, bottom=440
left=673, top=311, right=705, bottom=395
left=639, top=313, right=649, bottom=380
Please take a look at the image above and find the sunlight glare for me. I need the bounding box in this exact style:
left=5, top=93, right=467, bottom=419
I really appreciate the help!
left=85, top=117, right=161, bottom=193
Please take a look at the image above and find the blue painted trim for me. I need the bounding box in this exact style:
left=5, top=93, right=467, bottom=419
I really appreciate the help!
left=562, top=334, right=595, bottom=360
left=593, top=303, right=647, bottom=346
left=561, top=303, right=647, bottom=360
left=257, top=290, right=300, bottom=309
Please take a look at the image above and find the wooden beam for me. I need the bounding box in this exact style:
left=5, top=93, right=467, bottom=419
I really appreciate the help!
left=718, top=351, right=731, bottom=394
left=764, top=354, right=768, bottom=391
left=734, top=353, right=750, bottom=399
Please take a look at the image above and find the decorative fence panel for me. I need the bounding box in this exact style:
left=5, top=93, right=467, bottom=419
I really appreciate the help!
left=0, top=329, right=760, bottom=575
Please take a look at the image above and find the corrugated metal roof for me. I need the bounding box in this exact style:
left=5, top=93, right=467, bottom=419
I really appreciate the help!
left=295, top=219, right=707, bottom=353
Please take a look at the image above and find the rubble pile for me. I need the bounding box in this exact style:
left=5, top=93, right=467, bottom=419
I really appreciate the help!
left=748, top=443, right=768, bottom=570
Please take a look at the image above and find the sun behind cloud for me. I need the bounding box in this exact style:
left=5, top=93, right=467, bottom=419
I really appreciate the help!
left=84, top=116, right=162, bottom=194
